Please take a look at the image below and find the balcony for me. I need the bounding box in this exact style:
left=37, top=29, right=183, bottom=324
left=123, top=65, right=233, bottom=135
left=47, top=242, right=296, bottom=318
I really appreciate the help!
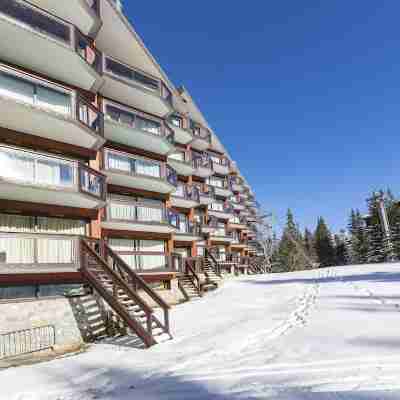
left=174, top=221, right=202, bottom=242
left=228, top=216, right=247, bottom=230
left=102, top=148, right=177, bottom=194
left=210, top=156, right=230, bottom=176
left=198, top=185, right=215, bottom=205
left=103, top=99, right=174, bottom=156
left=207, top=203, right=234, bottom=221
left=192, top=155, right=213, bottom=178
left=171, top=184, right=200, bottom=209
left=0, top=146, right=106, bottom=209
left=231, top=199, right=245, bottom=211
left=212, top=185, right=233, bottom=199
left=101, top=55, right=173, bottom=117
left=167, top=152, right=195, bottom=177
left=0, top=65, right=104, bottom=150
left=0, top=232, right=82, bottom=274
left=209, top=228, right=234, bottom=244
left=167, top=117, right=193, bottom=145
left=27, top=0, right=102, bottom=37
left=101, top=195, right=176, bottom=235
left=0, top=0, right=103, bottom=91
left=190, top=123, right=211, bottom=151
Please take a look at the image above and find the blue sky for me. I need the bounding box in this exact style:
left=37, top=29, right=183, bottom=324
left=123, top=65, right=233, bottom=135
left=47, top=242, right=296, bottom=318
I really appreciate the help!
left=124, top=1, right=400, bottom=234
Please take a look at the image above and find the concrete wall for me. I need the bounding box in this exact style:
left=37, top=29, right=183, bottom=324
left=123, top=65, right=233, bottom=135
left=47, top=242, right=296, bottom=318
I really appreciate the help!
left=0, top=294, right=107, bottom=356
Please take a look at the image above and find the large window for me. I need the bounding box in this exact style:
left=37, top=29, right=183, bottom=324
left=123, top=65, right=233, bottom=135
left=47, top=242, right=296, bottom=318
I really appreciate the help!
left=106, top=104, right=161, bottom=136
left=0, top=284, right=85, bottom=301
left=0, top=70, right=71, bottom=115
left=108, top=195, right=165, bottom=224
left=106, top=150, right=161, bottom=178
left=0, top=214, right=85, bottom=266
left=105, top=57, right=159, bottom=91
left=108, top=238, right=167, bottom=271
left=0, top=146, right=75, bottom=188
left=207, top=176, right=225, bottom=188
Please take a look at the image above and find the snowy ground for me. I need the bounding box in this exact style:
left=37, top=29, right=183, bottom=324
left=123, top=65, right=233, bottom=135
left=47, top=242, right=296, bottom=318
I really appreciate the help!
left=1, top=263, right=400, bottom=400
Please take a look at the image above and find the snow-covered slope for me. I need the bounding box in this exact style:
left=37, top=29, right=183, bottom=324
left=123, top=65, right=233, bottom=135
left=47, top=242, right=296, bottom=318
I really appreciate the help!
left=1, top=264, right=400, bottom=399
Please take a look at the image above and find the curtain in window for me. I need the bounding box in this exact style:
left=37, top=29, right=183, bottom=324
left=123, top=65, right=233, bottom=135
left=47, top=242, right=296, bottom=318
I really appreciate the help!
left=37, top=238, right=74, bottom=264
left=137, top=240, right=164, bottom=252
left=107, top=152, right=132, bottom=172
left=35, top=85, right=71, bottom=115
left=36, top=158, right=74, bottom=187
left=136, top=116, right=161, bottom=135
left=118, top=253, right=137, bottom=270
left=110, top=202, right=136, bottom=221
left=178, top=214, right=188, bottom=233
left=135, top=159, right=160, bottom=177
left=36, top=217, right=85, bottom=235
left=108, top=238, right=135, bottom=252
left=137, top=206, right=162, bottom=222
left=0, top=148, right=35, bottom=182
left=0, top=72, right=34, bottom=104
left=137, top=254, right=166, bottom=270
left=0, top=237, right=35, bottom=264
left=0, top=214, right=34, bottom=232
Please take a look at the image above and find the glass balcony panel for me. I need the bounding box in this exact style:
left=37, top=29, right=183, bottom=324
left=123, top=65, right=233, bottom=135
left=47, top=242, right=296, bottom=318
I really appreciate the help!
left=136, top=206, right=163, bottom=223
left=0, top=236, right=35, bottom=264
left=79, top=167, right=103, bottom=198
left=36, top=158, right=74, bottom=187
left=107, top=152, right=133, bottom=173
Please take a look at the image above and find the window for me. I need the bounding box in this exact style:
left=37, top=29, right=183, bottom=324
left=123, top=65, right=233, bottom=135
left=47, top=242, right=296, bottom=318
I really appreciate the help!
left=171, top=115, right=182, bottom=128
left=0, top=214, right=86, bottom=235
left=106, top=105, right=135, bottom=126
left=105, top=58, right=159, bottom=91
left=178, top=214, right=188, bottom=234
left=0, top=71, right=71, bottom=115
left=207, top=176, right=224, bottom=188
left=136, top=116, right=161, bottom=135
left=169, top=151, right=185, bottom=162
left=108, top=238, right=167, bottom=271
left=0, top=284, right=85, bottom=300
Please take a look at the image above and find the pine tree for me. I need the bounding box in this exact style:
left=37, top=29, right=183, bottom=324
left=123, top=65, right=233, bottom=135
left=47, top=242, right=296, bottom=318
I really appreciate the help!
left=334, top=230, right=347, bottom=266
left=277, top=209, right=309, bottom=271
left=314, top=217, right=335, bottom=267
left=304, top=228, right=317, bottom=266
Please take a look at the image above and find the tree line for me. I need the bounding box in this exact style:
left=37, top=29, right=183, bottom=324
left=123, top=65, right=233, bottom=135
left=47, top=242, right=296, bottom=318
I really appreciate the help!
left=271, top=189, right=400, bottom=272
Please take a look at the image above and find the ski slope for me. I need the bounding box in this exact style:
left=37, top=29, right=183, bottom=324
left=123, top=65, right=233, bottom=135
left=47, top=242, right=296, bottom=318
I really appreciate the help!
left=1, top=263, right=400, bottom=399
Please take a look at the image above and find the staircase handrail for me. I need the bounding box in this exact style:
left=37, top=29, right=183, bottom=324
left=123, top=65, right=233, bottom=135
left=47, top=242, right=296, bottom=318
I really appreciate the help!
left=80, top=239, right=156, bottom=347
left=102, top=243, right=171, bottom=334
left=185, top=258, right=203, bottom=296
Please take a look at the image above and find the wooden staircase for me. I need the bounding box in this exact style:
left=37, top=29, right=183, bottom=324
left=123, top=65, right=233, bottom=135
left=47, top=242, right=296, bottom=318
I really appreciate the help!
left=204, top=248, right=223, bottom=289
left=80, top=239, right=172, bottom=348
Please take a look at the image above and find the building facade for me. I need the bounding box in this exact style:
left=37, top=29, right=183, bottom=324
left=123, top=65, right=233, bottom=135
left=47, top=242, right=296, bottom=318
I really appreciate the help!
left=0, top=0, right=266, bottom=304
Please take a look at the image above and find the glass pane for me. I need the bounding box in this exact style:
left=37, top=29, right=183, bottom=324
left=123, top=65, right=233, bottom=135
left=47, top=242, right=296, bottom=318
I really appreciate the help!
left=106, top=105, right=134, bottom=126
left=119, top=254, right=137, bottom=269
left=0, top=214, right=35, bottom=233
left=110, top=202, right=136, bottom=221
left=108, top=238, right=135, bottom=252
left=38, top=284, right=84, bottom=297
left=169, top=152, right=185, bottom=162
left=135, top=159, right=160, bottom=177
left=136, top=206, right=163, bottom=222
left=36, top=217, right=85, bottom=235
left=174, top=184, right=185, bottom=197
left=105, top=58, right=134, bottom=80
left=37, top=238, right=74, bottom=263
left=0, top=148, right=35, bottom=183
left=137, top=240, right=165, bottom=252
left=36, top=158, right=74, bottom=187
left=134, top=71, right=159, bottom=91
left=107, top=152, right=133, bottom=173
left=36, top=85, right=71, bottom=115
left=0, top=237, right=35, bottom=264
left=136, top=116, right=161, bottom=135
left=0, top=71, right=34, bottom=104
left=137, top=254, right=166, bottom=270
left=0, top=286, right=37, bottom=300
left=80, top=169, right=102, bottom=197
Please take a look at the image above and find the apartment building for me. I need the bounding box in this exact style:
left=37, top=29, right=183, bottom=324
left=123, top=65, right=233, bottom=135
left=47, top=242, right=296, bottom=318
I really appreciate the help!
left=0, top=0, right=267, bottom=348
